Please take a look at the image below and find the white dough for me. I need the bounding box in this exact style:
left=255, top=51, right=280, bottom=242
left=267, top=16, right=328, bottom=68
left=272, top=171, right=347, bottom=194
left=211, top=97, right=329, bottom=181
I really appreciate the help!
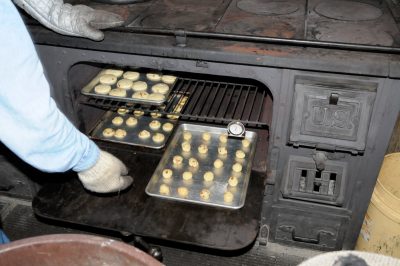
left=94, top=84, right=111, bottom=95
left=123, top=71, right=140, bottom=81
left=99, top=74, right=117, bottom=85
left=132, top=81, right=148, bottom=91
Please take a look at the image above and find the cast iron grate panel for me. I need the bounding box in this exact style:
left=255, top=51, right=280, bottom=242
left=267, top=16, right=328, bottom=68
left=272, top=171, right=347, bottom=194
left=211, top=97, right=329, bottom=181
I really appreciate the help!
left=81, top=77, right=269, bottom=129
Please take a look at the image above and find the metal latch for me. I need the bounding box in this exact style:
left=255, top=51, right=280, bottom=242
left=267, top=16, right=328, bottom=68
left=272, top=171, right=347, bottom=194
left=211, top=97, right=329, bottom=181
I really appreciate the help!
left=329, top=93, right=339, bottom=105
left=175, top=30, right=187, bottom=47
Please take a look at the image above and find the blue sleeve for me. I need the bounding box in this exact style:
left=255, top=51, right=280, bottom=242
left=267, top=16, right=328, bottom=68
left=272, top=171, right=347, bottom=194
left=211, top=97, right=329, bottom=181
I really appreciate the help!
left=0, top=230, right=10, bottom=244
left=0, top=1, right=99, bottom=172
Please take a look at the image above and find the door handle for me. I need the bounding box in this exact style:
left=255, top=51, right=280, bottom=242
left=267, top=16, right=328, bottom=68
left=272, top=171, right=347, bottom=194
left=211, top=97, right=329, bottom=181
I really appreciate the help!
left=278, top=225, right=334, bottom=244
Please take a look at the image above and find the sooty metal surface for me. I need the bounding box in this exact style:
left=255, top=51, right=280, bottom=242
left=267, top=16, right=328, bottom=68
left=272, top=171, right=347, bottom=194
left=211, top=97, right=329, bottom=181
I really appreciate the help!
left=60, top=0, right=399, bottom=47
left=32, top=142, right=266, bottom=251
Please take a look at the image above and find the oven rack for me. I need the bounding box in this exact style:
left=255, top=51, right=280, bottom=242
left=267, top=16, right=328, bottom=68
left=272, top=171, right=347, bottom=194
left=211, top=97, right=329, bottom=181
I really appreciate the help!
left=80, top=77, right=269, bottom=129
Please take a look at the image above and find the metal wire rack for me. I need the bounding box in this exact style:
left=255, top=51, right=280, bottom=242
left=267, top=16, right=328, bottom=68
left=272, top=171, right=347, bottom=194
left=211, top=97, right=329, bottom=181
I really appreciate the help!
left=81, top=77, right=270, bottom=129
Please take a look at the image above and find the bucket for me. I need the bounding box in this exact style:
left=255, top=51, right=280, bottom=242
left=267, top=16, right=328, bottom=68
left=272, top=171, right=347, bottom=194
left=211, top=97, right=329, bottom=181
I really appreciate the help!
left=0, top=234, right=163, bottom=266
left=356, top=153, right=400, bottom=258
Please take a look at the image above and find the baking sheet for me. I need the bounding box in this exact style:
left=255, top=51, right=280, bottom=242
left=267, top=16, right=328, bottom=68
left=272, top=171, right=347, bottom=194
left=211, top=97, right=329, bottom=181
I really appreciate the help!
left=90, top=110, right=177, bottom=149
left=146, top=124, right=257, bottom=209
left=81, top=69, right=177, bottom=106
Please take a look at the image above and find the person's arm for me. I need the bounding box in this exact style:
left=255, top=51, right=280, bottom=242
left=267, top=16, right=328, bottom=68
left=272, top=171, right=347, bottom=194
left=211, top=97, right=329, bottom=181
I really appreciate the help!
left=13, top=0, right=124, bottom=41
left=0, top=1, right=132, bottom=193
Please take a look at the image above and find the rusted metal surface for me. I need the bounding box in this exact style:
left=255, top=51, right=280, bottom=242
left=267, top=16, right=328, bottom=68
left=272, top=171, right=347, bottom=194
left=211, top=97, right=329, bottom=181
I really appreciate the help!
left=216, top=0, right=305, bottom=39
left=306, top=0, right=399, bottom=46
left=0, top=234, right=163, bottom=266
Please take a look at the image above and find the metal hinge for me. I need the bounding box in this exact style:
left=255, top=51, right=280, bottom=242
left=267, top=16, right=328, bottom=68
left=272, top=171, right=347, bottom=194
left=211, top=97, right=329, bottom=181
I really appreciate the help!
left=175, top=30, right=187, bottom=47
left=257, top=224, right=270, bottom=246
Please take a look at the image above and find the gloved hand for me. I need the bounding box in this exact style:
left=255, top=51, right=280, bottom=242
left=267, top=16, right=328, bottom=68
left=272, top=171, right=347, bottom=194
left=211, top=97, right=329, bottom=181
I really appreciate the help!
left=77, top=150, right=133, bottom=193
left=13, top=0, right=124, bottom=41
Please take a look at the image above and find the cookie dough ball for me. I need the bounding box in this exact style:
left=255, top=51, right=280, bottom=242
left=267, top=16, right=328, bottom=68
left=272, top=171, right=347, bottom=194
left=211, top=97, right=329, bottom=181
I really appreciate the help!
left=94, top=84, right=111, bottom=95
left=162, top=169, right=173, bottom=179
left=179, top=96, right=188, bottom=106
left=224, top=191, right=234, bottom=203
left=161, top=75, right=177, bottom=85
left=167, top=114, right=180, bottom=120
left=126, top=116, right=138, bottom=127
left=109, top=88, right=127, bottom=97
left=104, top=69, right=123, bottom=78
left=132, top=91, right=149, bottom=99
left=115, top=129, right=127, bottom=139
left=173, top=155, right=183, bottom=166
left=202, top=132, right=211, bottom=141
left=198, top=144, right=208, bottom=154
left=235, top=150, right=246, bottom=159
left=214, top=159, right=224, bottom=169
left=242, top=139, right=251, bottom=148
left=228, top=176, right=238, bottom=187
left=132, top=81, right=148, bottom=92
left=117, top=79, right=133, bottom=90
left=174, top=105, right=183, bottom=113
left=177, top=187, right=189, bottom=198
left=146, top=73, right=162, bottom=82
left=182, top=142, right=191, bottom=152
left=182, top=171, right=193, bottom=181
left=188, top=158, right=199, bottom=168
left=152, top=133, right=165, bottom=143
left=203, top=171, right=214, bottom=182
left=149, top=120, right=161, bottom=130
left=102, top=128, right=115, bottom=138
left=148, top=93, right=166, bottom=101
left=219, top=133, right=228, bottom=144
left=232, top=163, right=242, bottom=173
left=183, top=131, right=192, bottom=141
left=112, top=116, right=124, bottom=126
left=199, top=189, right=210, bottom=200
left=151, top=112, right=162, bottom=118
left=218, top=146, right=228, bottom=156
left=99, top=74, right=117, bottom=85
left=152, top=83, right=169, bottom=94
left=139, top=130, right=151, bottom=139
left=117, top=107, right=128, bottom=115
left=123, top=71, right=140, bottom=81
left=134, top=110, right=144, bottom=117
left=162, top=122, right=174, bottom=132
left=159, top=184, right=170, bottom=195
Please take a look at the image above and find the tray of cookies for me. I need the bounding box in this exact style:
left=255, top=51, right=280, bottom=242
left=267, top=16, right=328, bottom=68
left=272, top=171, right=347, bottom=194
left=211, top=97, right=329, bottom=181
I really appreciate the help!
left=90, top=108, right=176, bottom=149
left=145, top=124, right=257, bottom=209
left=81, top=68, right=178, bottom=106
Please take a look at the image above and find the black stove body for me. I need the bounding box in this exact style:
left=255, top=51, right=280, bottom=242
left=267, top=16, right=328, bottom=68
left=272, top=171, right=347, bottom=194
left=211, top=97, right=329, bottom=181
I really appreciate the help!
left=2, top=0, right=400, bottom=255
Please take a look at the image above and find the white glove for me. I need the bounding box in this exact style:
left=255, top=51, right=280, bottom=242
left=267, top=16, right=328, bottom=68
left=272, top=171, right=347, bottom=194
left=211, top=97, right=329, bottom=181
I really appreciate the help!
left=77, top=150, right=133, bottom=193
left=13, top=0, right=124, bottom=41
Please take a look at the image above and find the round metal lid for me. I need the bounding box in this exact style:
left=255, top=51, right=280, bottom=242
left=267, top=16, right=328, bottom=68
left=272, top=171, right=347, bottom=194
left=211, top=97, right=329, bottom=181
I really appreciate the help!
left=237, top=0, right=300, bottom=16
left=315, top=0, right=382, bottom=21
left=313, top=22, right=394, bottom=46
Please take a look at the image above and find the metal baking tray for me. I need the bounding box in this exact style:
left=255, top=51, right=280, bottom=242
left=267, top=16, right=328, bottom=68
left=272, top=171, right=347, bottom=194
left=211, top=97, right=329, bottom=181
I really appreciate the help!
left=145, top=124, right=257, bottom=209
left=90, top=111, right=176, bottom=149
left=81, top=69, right=177, bottom=106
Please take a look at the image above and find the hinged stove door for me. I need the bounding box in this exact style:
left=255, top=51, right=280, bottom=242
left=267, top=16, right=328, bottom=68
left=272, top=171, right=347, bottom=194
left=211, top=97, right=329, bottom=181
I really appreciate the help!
left=289, top=78, right=377, bottom=153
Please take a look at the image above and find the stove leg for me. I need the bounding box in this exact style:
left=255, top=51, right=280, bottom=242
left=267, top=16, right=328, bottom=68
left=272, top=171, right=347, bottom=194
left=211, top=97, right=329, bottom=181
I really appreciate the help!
left=133, top=236, right=163, bottom=262
left=121, top=233, right=163, bottom=262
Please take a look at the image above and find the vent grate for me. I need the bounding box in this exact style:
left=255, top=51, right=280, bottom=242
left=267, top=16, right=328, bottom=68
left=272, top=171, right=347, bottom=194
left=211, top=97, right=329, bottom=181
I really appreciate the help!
left=81, top=77, right=269, bottom=129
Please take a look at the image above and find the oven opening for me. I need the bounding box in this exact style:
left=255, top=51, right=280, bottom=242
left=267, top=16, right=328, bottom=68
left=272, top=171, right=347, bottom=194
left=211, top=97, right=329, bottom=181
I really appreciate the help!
left=28, top=62, right=274, bottom=251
